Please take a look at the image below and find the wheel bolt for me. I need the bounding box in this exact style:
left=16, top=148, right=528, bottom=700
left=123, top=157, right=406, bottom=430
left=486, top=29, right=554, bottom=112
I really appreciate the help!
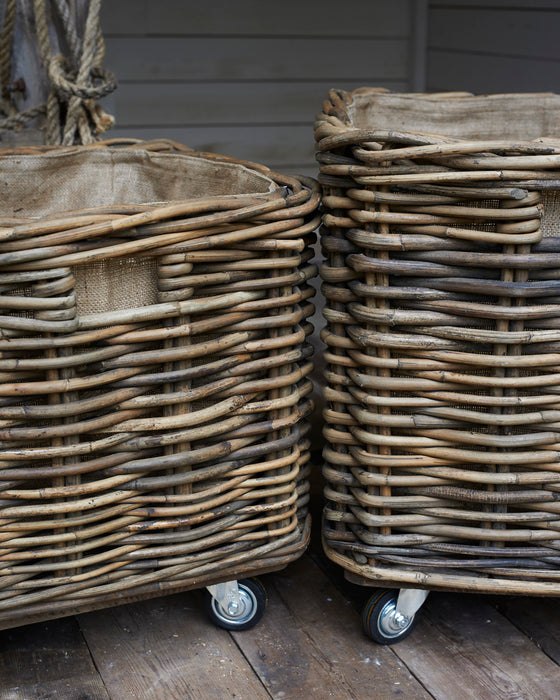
left=394, top=613, right=409, bottom=629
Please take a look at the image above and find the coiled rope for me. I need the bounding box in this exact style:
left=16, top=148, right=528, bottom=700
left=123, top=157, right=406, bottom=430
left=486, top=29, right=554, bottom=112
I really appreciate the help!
left=0, top=0, right=116, bottom=144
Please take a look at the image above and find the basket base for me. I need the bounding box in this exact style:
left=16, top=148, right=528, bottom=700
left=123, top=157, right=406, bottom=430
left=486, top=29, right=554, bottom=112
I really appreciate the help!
left=0, top=517, right=311, bottom=631
left=323, top=538, right=560, bottom=597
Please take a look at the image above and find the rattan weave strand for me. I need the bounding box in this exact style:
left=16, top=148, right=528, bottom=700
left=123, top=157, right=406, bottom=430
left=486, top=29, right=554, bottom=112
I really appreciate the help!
left=0, top=138, right=319, bottom=628
left=316, top=89, right=560, bottom=595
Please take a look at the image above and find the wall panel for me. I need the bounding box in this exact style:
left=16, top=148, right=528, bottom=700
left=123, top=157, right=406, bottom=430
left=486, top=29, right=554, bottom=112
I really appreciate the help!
left=427, top=2, right=560, bottom=93
left=100, top=0, right=416, bottom=172
left=101, top=0, right=409, bottom=37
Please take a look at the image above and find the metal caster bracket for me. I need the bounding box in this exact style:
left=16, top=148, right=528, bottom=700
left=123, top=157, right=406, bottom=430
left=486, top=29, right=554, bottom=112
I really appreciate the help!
left=204, top=577, right=267, bottom=630
left=206, top=580, right=242, bottom=618
left=396, top=588, right=430, bottom=621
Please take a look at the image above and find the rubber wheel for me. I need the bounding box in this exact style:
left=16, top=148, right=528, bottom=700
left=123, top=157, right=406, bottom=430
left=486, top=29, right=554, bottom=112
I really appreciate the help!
left=204, top=578, right=268, bottom=631
left=362, top=589, right=418, bottom=644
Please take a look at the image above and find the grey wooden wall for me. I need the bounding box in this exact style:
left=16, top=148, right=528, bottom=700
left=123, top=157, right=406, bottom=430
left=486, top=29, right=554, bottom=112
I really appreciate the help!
left=426, top=0, right=560, bottom=93
left=100, top=0, right=560, bottom=176
left=100, top=0, right=420, bottom=176
left=4, top=1, right=560, bottom=161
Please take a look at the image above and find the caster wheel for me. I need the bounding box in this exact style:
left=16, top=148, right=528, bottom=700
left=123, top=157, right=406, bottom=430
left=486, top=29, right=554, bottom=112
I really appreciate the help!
left=362, top=589, right=418, bottom=644
left=204, top=578, right=268, bottom=631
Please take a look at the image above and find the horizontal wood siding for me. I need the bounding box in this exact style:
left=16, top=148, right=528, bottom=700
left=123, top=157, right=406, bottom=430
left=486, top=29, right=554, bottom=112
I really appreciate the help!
left=427, top=3, right=560, bottom=93
left=101, top=0, right=410, bottom=37
left=105, top=37, right=408, bottom=83
left=100, top=0, right=415, bottom=174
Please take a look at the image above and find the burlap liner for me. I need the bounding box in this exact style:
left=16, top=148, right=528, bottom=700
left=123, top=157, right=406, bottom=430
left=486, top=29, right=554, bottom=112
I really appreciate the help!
left=542, top=190, right=560, bottom=238
left=349, top=91, right=560, bottom=141
left=0, top=147, right=277, bottom=315
left=73, top=257, right=159, bottom=315
left=0, top=146, right=276, bottom=218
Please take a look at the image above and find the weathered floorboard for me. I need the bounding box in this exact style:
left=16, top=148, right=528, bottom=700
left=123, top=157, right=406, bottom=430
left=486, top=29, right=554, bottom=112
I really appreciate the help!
left=233, top=557, right=432, bottom=699
left=0, top=616, right=110, bottom=700
left=77, top=591, right=271, bottom=700
left=1, top=549, right=560, bottom=699
left=495, top=595, right=560, bottom=665
left=393, top=592, right=560, bottom=700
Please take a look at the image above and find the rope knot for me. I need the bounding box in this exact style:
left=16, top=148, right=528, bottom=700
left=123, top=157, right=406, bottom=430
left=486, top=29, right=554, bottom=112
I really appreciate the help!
left=48, top=54, right=116, bottom=103
left=1, top=0, right=116, bottom=145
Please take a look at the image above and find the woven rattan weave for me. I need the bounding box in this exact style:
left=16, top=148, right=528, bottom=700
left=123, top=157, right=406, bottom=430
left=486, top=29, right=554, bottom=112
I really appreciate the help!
left=0, top=138, right=319, bottom=628
left=316, top=89, right=560, bottom=595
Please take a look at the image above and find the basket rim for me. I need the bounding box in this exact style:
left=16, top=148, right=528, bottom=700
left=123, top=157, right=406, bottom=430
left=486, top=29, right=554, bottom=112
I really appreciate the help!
left=316, top=88, right=560, bottom=148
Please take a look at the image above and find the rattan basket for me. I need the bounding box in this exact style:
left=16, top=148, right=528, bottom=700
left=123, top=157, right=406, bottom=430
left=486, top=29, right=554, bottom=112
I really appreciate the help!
left=315, top=89, right=560, bottom=596
left=0, top=138, right=319, bottom=629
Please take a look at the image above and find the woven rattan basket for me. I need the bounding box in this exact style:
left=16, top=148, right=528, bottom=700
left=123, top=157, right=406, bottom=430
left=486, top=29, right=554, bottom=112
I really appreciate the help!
left=0, top=138, right=319, bottom=629
left=316, top=89, right=560, bottom=597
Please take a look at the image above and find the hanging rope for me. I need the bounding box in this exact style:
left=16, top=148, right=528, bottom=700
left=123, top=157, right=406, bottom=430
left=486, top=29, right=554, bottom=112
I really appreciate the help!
left=0, top=0, right=16, bottom=101
left=0, top=0, right=116, bottom=145
left=0, top=0, right=21, bottom=119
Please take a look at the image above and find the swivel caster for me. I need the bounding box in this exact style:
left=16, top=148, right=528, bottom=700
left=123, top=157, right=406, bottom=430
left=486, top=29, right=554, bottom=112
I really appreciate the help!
left=204, top=577, right=268, bottom=631
left=362, top=588, right=428, bottom=644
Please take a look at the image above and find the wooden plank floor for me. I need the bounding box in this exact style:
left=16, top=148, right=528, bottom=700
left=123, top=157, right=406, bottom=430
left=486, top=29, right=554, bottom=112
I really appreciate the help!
left=1, top=496, right=559, bottom=700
